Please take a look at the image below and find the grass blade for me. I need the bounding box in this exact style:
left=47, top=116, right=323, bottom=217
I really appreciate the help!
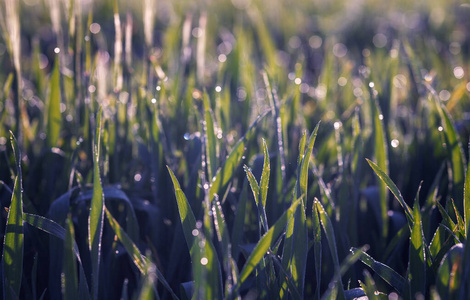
left=167, top=167, right=197, bottom=250
left=260, top=139, right=270, bottom=209
left=88, top=108, right=104, bottom=300
left=203, top=91, right=218, bottom=181
left=208, top=110, right=269, bottom=201
left=464, top=148, right=470, bottom=237
left=230, top=197, right=302, bottom=297
left=2, top=132, right=24, bottom=300
left=314, top=199, right=344, bottom=299
left=312, top=197, right=322, bottom=299
left=46, top=55, right=61, bottom=148
left=367, top=159, right=414, bottom=228
left=299, top=122, right=320, bottom=197
left=351, top=247, right=407, bottom=295
left=409, top=197, right=426, bottom=298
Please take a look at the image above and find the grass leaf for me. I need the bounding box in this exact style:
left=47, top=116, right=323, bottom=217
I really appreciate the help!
left=367, top=159, right=414, bottom=228
left=88, top=108, right=104, bottom=300
left=2, top=132, right=24, bottom=300
left=409, top=197, right=426, bottom=298
left=63, top=215, right=78, bottom=300
left=46, top=55, right=61, bottom=148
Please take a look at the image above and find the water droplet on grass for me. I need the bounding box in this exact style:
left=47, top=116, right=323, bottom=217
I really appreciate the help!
left=184, top=133, right=190, bottom=140
left=200, top=257, right=208, bottom=265
left=391, top=139, right=399, bottom=148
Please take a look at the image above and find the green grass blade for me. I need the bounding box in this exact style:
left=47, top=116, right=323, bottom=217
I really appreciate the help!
left=244, top=165, right=268, bottom=232
left=46, top=55, right=61, bottom=148
left=208, top=110, right=269, bottom=201
left=167, top=167, right=197, bottom=249
left=312, top=197, right=322, bottom=299
left=370, top=92, right=389, bottom=243
left=2, top=132, right=24, bottom=300
left=409, top=198, right=426, bottom=298
left=203, top=91, right=218, bottom=180
left=63, top=215, right=78, bottom=300
left=367, top=159, right=414, bottom=228
left=89, top=108, right=104, bottom=300
left=231, top=197, right=302, bottom=297
left=314, top=199, right=344, bottom=299
left=260, top=139, right=270, bottom=209
left=299, top=122, right=320, bottom=197
left=351, top=247, right=407, bottom=294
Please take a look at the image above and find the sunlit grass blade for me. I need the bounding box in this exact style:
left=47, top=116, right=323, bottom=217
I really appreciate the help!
left=209, top=110, right=269, bottom=201
left=89, top=108, right=104, bottom=300
left=370, top=93, right=389, bottom=243
left=351, top=247, right=407, bottom=295
left=2, top=132, right=24, bottom=300
left=260, top=139, right=270, bottom=209
left=409, top=198, right=426, bottom=298
left=229, top=197, right=302, bottom=297
left=167, top=166, right=197, bottom=249
left=312, top=197, right=322, bottom=299
left=46, top=55, right=61, bottom=148
left=299, top=122, right=320, bottom=197
left=314, top=199, right=344, bottom=299
left=244, top=165, right=268, bottom=232
left=436, top=243, right=464, bottom=299
left=63, top=215, right=78, bottom=300
left=367, top=159, right=414, bottom=228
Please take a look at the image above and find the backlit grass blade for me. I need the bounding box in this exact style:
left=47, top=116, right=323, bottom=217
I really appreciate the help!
left=89, top=108, right=104, bottom=300
left=260, top=139, right=270, bottom=209
left=209, top=110, right=269, bottom=201
left=409, top=199, right=426, bottom=298
left=230, top=197, right=302, bottom=297
left=167, top=166, right=197, bottom=249
left=367, top=159, right=414, bottom=228
left=370, top=94, right=389, bottom=243
left=63, top=215, right=78, bottom=300
left=46, top=55, right=61, bottom=148
left=312, top=197, right=322, bottom=299
left=244, top=165, right=268, bottom=232
left=299, top=122, right=320, bottom=197
left=314, top=199, right=344, bottom=299
left=2, top=132, right=24, bottom=300
left=351, top=247, right=407, bottom=295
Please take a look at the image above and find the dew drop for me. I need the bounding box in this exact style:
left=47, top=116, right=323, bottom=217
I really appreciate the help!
left=378, top=114, right=384, bottom=120
left=200, top=257, right=208, bottom=265
left=54, top=47, right=60, bottom=54
left=391, top=139, right=399, bottom=148
left=215, top=86, right=222, bottom=93
left=134, top=173, right=142, bottom=182
left=183, top=133, right=190, bottom=140
left=369, top=82, right=375, bottom=88
left=438, top=126, right=443, bottom=132
left=156, top=85, right=161, bottom=91
left=151, top=98, right=157, bottom=104
left=203, top=183, right=210, bottom=190
left=334, top=121, right=341, bottom=130
left=192, top=229, right=199, bottom=236
left=294, top=78, right=302, bottom=85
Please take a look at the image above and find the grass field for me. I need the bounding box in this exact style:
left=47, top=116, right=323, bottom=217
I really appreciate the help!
left=1, top=0, right=470, bottom=299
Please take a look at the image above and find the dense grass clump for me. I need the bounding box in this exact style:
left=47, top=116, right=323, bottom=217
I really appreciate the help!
left=1, top=0, right=470, bottom=299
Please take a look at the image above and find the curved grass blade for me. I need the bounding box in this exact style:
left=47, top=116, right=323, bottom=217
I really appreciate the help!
left=89, top=108, right=104, bottom=300
left=46, top=55, right=61, bottom=148
left=208, top=110, right=269, bottom=201
left=409, top=199, right=426, bottom=298
left=244, top=165, right=268, bottom=233
left=63, top=215, right=78, bottom=300
left=230, top=197, right=302, bottom=297
left=2, top=132, right=24, bottom=300
left=367, top=159, right=414, bottom=228
left=351, top=247, right=406, bottom=295
left=314, top=199, right=344, bottom=299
